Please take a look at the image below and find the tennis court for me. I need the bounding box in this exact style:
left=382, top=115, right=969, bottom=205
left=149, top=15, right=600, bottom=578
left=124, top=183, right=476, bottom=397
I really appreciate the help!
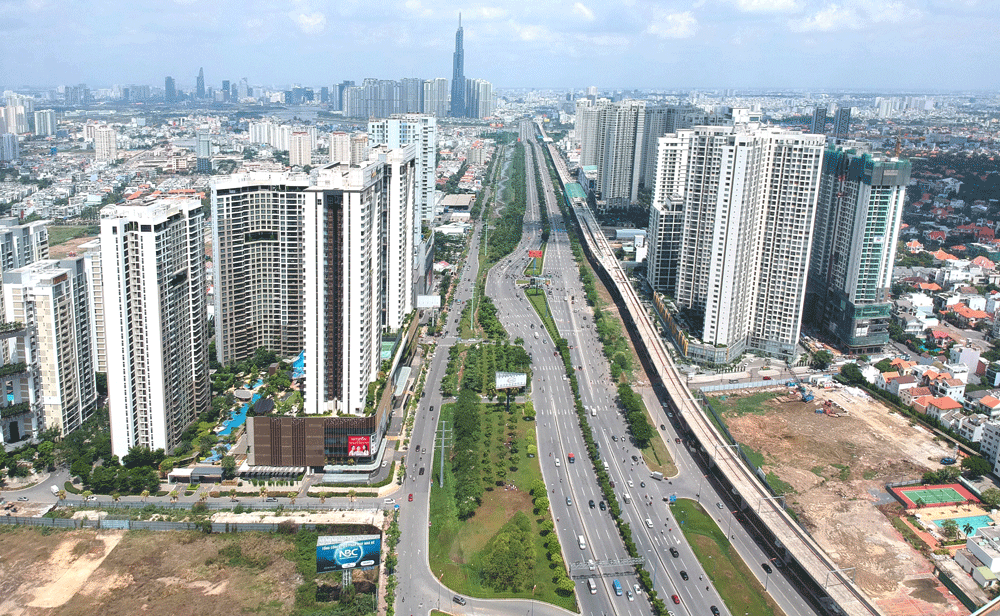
left=891, top=483, right=978, bottom=509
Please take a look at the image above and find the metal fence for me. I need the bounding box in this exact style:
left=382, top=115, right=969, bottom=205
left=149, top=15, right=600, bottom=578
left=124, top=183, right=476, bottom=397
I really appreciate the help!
left=0, top=515, right=380, bottom=533
left=699, top=380, right=791, bottom=394
left=56, top=499, right=387, bottom=513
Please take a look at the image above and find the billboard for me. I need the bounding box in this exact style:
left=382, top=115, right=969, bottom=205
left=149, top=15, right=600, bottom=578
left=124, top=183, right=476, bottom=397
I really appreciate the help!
left=348, top=435, right=371, bottom=457
left=528, top=250, right=543, bottom=258
left=317, top=534, right=382, bottom=573
left=495, top=372, right=528, bottom=389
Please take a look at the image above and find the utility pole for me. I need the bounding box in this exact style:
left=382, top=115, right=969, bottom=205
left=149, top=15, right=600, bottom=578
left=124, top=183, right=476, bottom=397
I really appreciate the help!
left=438, top=421, right=453, bottom=489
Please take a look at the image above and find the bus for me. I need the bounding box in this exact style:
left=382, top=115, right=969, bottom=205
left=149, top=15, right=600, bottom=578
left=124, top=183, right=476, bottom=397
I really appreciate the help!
left=587, top=578, right=597, bottom=594
left=612, top=579, right=623, bottom=596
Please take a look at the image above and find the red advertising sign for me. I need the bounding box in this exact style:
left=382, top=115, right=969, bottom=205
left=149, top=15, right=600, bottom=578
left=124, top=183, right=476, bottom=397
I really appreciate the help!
left=348, top=436, right=371, bottom=457
left=528, top=250, right=543, bottom=258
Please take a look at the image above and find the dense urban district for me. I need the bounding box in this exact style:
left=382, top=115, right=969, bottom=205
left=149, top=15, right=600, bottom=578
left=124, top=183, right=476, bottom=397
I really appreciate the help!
left=3, top=17, right=1000, bottom=616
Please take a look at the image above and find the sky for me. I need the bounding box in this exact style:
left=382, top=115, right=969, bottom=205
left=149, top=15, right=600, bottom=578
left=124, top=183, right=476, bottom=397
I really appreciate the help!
left=0, top=0, right=997, bottom=92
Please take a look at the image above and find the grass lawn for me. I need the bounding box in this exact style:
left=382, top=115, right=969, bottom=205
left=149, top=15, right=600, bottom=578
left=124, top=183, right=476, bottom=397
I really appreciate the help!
left=429, top=400, right=578, bottom=612
left=47, top=224, right=98, bottom=246
left=525, top=244, right=545, bottom=277
left=709, top=391, right=780, bottom=417
left=671, top=499, right=783, bottom=616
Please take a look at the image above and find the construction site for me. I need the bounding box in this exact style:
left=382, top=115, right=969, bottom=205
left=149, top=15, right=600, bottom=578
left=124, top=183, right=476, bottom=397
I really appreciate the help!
left=708, top=382, right=971, bottom=616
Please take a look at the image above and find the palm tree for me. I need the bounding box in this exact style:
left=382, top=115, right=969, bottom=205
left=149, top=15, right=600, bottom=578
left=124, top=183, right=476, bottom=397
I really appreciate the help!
left=57, top=490, right=66, bottom=504
left=259, top=486, right=268, bottom=502
left=169, top=489, right=178, bottom=503
left=964, top=523, right=975, bottom=537
left=229, top=488, right=237, bottom=502
left=140, top=489, right=150, bottom=503
left=348, top=489, right=357, bottom=508
left=289, top=495, right=296, bottom=506
left=82, top=490, right=93, bottom=502
left=319, top=493, right=327, bottom=504
left=111, top=492, right=120, bottom=503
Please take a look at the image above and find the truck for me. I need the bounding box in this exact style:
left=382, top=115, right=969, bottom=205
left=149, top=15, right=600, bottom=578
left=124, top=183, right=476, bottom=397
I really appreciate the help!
left=568, top=453, right=575, bottom=463
left=650, top=471, right=664, bottom=481
left=613, top=579, right=623, bottom=596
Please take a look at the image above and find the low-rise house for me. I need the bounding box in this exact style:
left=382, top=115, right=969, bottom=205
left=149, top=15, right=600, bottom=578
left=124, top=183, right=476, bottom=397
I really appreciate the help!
left=930, top=377, right=967, bottom=401
left=902, top=386, right=933, bottom=408
left=887, top=374, right=918, bottom=397
left=979, top=395, right=1000, bottom=419
left=925, top=396, right=963, bottom=420
left=958, top=414, right=991, bottom=442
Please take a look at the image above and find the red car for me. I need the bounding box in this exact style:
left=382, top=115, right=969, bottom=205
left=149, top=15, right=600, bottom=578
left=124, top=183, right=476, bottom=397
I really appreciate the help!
left=672, top=595, right=680, bottom=604
left=408, top=493, right=413, bottom=502
left=763, top=376, right=772, bottom=380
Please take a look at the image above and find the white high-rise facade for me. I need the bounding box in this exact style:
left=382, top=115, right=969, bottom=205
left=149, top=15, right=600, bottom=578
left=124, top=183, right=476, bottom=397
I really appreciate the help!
left=33, top=109, right=56, bottom=137
left=4, top=258, right=96, bottom=438
left=304, top=149, right=416, bottom=416
left=211, top=172, right=309, bottom=366
left=596, top=100, right=645, bottom=209
left=290, top=131, right=312, bottom=167
left=102, top=197, right=209, bottom=457
left=648, top=124, right=826, bottom=361
left=94, top=126, right=118, bottom=162
left=0, top=219, right=50, bottom=446
left=576, top=98, right=607, bottom=168
left=368, top=115, right=437, bottom=226
left=422, top=78, right=450, bottom=117
left=329, top=132, right=351, bottom=165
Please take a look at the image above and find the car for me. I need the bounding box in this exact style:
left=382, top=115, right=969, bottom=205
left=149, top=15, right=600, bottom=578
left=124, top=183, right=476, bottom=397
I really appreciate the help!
left=669, top=547, right=679, bottom=558
left=17, top=496, right=29, bottom=502
left=672, top=594, right=681, bottom=604
left=717, top=502, right=724, bottom=510
left=566, top=497, right=572, bottom=506
left=612, top=435, right=618, bottom=442
left=453, top=595, right=467, bottom=606
left=680, top=570, right=688, bottom=581
left=408, top=493, right=413, bottom=502
left=675, top=437, right=682, bottom=444
left=763, top=376, right=772, bottom=380
left=941, top=457, right=957, bottom=465
left=710, top=607, right=720, bottom=616
left=430, top=406, right=435, bottom=413
left=555, top=459, right=561, bottom=467
left=599, top=500, right=607, bottom=511
left=419, top=467, right=425, bottom=475
left=762, top=562, right=772, bottom=574
left=627, top=480, right=634, bottom=488
left=631, top=455, right=638, bottom=462
left=415, top=444, right=420, bottom=452
left=640, top=481, right=645, bottom=488
left=383, top=498, right=395, bottom=504
left=660, top=424, right=666, bottom=430
left=626, top=590, right=634, bottom=602
left=633, top=583, right=642, bottom=594
left=265, top=497, right=278, bottom=502
left=667, top=412, right=673, bottom=418
left=381, top=461, right=388, bottom=468
left=85, top=495, right=97, bottom=501
left=589, top=499, right=595, bottom=509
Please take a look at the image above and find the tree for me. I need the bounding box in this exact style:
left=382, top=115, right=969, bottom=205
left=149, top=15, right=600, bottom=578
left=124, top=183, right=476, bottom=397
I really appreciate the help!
left=169, top=489, right=179, bottom=503
left=980, top=487, right=1000, bottom=509
left=840, top=363, right=866, bottom=385
left=941, top=518, right=959, bottom=539
left=259, top=486, right=268, bottom=502
left=140, top=489, right=150, bottom=502
left=961, top=456, right=993, bottom=478
left=811, top=350, right=834, bottom=370
left=221, top=455, right=237, bottom=480
left=229, top=488, right=237, bottom=502
left=348, top=489, right=357, bottom=506
left=964, top=523, right=975, bottom=537
left=57, top=489, right=66, bottom=503
left=873, top=359, right=894, bottom=373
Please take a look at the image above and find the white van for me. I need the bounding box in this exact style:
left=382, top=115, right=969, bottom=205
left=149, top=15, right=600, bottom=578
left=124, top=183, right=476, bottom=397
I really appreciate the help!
left=587, top=578, right=597, bottom=594
left=622, top=493, right=631, bottom=504
left=602, top=459, right=609, bottom=470
left=578, top=535, right=587, bottom=550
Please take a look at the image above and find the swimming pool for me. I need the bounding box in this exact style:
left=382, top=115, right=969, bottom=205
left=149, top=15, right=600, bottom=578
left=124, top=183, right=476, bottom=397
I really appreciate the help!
left=934, top=515, right=995, bottom=535
left=218, top=391, right=260, bottom=436
left=292, top=350, right=305, bottom=379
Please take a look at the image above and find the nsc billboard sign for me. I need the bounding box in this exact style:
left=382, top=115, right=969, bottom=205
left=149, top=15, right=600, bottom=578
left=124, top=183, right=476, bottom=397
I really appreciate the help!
left=317, top=534, right=382, bottom=573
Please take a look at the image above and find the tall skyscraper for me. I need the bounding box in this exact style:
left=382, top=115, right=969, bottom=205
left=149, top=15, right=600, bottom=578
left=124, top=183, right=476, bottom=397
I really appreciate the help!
left=0, top=133, right=18, bottom=162
left=33, top=109, right=55, bottom=137
left=101, top=197, right=210, bottom=458
left=810, top=106, right=827, bottom=135
left=4, top=94, right=31, bottom=134
left=164, top=77, right=176, bottom=102
left=0, top=219, right=49, bottom=445
left=351, top=133, right=369, bottom=165
left=289, top=131, right=312, bottom=167
left=422, top=78, right=450, bottom=117
left=196, top=132, right=212, bottom=173
left=80, top=238, right=106, bottom=374
left=595, top=100, right=645, bottom=208
left=221, top=80, right=230, bottom=102
left=450, top=15, right=465, bottom=118
left=4, top=258, right=96, bottom=438
left=464, top=78, right=494, bottom=119
left=647, top=124, right=826, bottom=361
left=833, top=107, right=851, bottom=139
left=368, top=115, right=437, bottom=225
left=94, top=126, right=117, bottom=162
left=576, top=98, right=607, bottom=168
left=212, top=173, right=309, bottom=367
left=304, top=149, right=416, bottom=416
left=196, top=68, right=205, bottom=99
left=806, top=145, right=910, bottom=354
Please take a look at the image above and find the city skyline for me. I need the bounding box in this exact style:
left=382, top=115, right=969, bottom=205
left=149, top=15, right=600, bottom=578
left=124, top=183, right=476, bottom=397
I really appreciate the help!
left=0, top=0, right=995, bottom=91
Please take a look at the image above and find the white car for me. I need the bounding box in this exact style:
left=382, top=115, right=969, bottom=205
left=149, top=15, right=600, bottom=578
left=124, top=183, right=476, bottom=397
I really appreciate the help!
left=627, top=480, right=634, bottom=488
left=633, top=583, right=642, bottom=594
left=626, top=589, right=634, bottom=602
left=555, top=459, right=561, bottom=467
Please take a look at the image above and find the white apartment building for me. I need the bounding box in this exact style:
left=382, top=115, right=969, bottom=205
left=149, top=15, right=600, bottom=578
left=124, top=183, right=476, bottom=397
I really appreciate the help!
left=596, top=100, right=645, bottom=209
left=3, top=258, right=96, bottom=438
left=94, top=126, right=118, bottom=162
left=576, top=98, right=607, bottom=168
left=289, top=131, right=312, bottom=167
left=0, top=218, right=50, bottom=445
left=329, top=132, right=351, bottom=165
left=304, top=153, right=416, bottom=416
left=80, top=239, right=106, bottom=373
left=377, top=145, right=417, bottom=330
left=33, top=109, right=56, bottom=137
left=647, top=124, right=826, bottom=361
left=101, top=197, right=210, bottom=457
left=368, top=115, right=437, bottom=226
left=211, top=172, right=309, bottom=366
left=422, top=78, right=450, bottom=118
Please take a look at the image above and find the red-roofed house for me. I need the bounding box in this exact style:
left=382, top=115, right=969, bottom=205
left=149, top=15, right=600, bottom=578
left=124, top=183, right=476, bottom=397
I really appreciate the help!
left=926, top=396, right=963, bottom=420
left=930, top=248, right=957, bottom=261
left=978, top=395, right=1000, bottom=418
left=912, top=394, right=937, bottom=414
left=927, top=231, right=948, bottom=242
left=917, top=282, right=942, bottom=291
left=905, top=239, right=924, bottom=253
left=902, top=387, right=933, bottom=408
left=973, top=255, right=997, bottom=270
left=952, top=303, right=992, bottom=327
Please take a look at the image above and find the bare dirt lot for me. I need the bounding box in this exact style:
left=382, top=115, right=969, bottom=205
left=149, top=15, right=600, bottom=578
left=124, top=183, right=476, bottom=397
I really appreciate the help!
left=0, top=528, right=301, bottom=616
left=712, top=386, right=969, bottom=616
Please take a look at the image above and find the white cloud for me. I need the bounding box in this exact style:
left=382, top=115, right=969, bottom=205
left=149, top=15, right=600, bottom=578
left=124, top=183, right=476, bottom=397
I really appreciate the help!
left=572, top=2, right=595, bottom=21
left=515, top=22, right=551, bottom=42
left=291, top=11, right=327, bottom=33
left=734, top=0, right=798, bottom=11
left=867, top=0, right=922, bottom=23
left=404, top=0, right=432, bottom=17
left=472, top=6, right=508, bottom=20
left=789, top=4, right=860, bottom=31
left=646, top=10, right=698, bottom=39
